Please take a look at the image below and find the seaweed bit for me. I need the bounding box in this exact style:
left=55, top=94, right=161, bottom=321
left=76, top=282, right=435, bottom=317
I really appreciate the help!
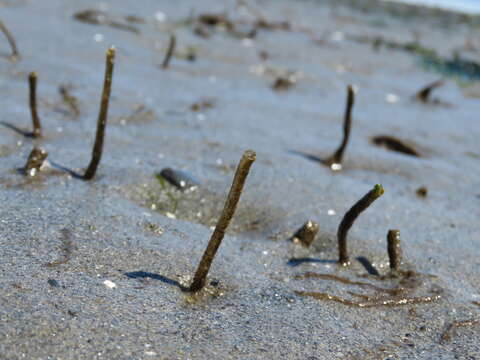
left=371, top=135, right=420, bottom=157
left=294, top=272, right=407, bottom=296
left=59, top=85, right=80, bottom=117
left=188, top=150, right=256, bottom=292
left=237, top=0, right=291, bottom=32
left=197, top=13, right=234, bottom=32
left=440, top=319, right=480, bottom=343
left=83, top=47, right=115, bottom=180
left=0, top=19, right=19, bottom=61
left=124, top=15, right=146, bottom=24
left=416, top=186, right=428, bottom=198
left=291, top=220, right=319, bottom=247
left=73, top=9, right=140, bottom=34
left=195, top=13, right=256, bottom=39
left=24, top=147, right=48, bottom=177
left=415, top=79, right=444, bottom=103
left=387, top=229, right=402, bottom=272
left=190, top=98, right=215, bottom=112
left=161, top=34, right=176, bottom=69
left=324, top=85, right=355, bottom=171
left=28, top=72, right=42, bottom=138
left=338, top=184, right=384, bottom=266
left=113, top=104, right=154, bottom=125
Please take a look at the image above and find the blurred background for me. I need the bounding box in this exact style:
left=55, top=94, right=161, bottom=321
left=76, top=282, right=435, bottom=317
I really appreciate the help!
left=385, top=0, right=480, bottom=14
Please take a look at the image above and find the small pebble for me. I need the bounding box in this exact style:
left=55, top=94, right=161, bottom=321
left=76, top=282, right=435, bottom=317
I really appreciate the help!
left=157, top=168, right=199, bottom=191
left=103, top=280, right=117, bottom=289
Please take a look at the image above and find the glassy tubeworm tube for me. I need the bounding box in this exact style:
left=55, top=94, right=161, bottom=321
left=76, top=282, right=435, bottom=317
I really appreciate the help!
left=28, top=72, right=42, bottom=138
left=189, top=150, right=256, bottom=292
left=387, top=229, right=402, bottom=271
left=84, top=47, right=115, bottom=180
left=325, top=85, right=355, bottom=170
left=337, top=184, right=384, bottom=266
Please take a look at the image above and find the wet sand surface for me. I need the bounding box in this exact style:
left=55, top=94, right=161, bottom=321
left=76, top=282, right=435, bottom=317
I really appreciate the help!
left=0, top=0, right=479, bottom=359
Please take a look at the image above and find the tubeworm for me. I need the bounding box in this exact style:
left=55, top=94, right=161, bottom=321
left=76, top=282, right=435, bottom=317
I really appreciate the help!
left=24, top=148, right=48, bottom=177
left=337, top=184, right=384, bottom=266
left=291, top=220, right=319, bottom=247
left=189, top=150, right=256, bottom=292
left=0, top=20, right=19, bottom=61
left=83, top=47, right=115, bottom=180
left=416, top=80, right=444, bottom=103
left=325, top=85, right=355, bottom=171
left=28, top=72, right=42, bottom=138
left=387, top=229, right=402, bottom=271
left=161, top=34, right=176, bottom=69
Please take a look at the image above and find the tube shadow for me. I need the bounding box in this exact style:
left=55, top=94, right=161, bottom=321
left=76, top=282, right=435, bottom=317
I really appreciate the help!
left=356, top=256, right=380, bottom=276
left=0, top=52, right=18, bottom=62
left=287, top=149, right=327, bottom=165
left=0, top=121, right=35, bottom=138
left=49, top=161, right=84, bottom=179
left=124, top=271, right=186, bottom=290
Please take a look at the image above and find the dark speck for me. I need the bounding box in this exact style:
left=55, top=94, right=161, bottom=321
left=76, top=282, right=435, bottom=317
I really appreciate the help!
left=416, top=186, right=428, bottom=198
left=48, top=279, right=60, bottom=287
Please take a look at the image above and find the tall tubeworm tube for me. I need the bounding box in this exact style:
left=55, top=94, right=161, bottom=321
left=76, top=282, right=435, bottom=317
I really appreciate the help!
left=387, top=229, right=402, bottom=271
left=84, top=47, right=115, bottom=180
left=28, top=72, right=42, bottom=138
left=325, top=85, right=355, bottom=170
left=337, top=184, right=384, bottom=266
left=189, top=150, right=256, bottom=292
left=0, top=20, right=19, bottom=61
